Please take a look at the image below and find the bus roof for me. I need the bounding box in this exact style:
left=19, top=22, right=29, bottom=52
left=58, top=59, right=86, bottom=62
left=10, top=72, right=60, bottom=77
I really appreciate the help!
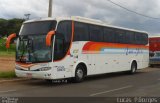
left=24, top=16, right=148, bottom=34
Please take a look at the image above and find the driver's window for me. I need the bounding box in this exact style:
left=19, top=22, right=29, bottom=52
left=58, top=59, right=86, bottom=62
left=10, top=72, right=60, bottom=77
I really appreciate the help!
left=54, top=38, right=64, bottom=60
left=54, top=21, right=72, bottom=61
left=55, top=38, right=64, bottom=53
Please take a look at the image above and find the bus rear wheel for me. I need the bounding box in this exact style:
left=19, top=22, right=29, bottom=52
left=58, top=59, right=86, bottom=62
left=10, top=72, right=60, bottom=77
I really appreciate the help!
left=130, top=62, right=137, bottom=74
left=73, top=65, right=85, bottom=83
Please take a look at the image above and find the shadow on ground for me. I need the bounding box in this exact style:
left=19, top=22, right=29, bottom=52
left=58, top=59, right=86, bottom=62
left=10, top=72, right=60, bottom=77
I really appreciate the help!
left=22, top=70, right=147, bottom=87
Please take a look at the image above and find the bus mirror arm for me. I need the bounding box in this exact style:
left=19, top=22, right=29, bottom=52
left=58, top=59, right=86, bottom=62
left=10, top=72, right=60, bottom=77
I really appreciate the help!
left=46, top=30, right=55, bottom=46
left=6, top=33, right=17, bottom=49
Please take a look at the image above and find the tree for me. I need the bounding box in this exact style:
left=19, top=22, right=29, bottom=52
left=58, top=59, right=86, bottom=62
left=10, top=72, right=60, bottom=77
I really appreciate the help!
left=0, top=18, right=24, bottom=37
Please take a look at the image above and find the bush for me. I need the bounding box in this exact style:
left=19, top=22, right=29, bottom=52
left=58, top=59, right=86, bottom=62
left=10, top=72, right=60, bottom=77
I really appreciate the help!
left=0, top=38, right=15, bottom=51
left=0, top=38, right=16, bottom=56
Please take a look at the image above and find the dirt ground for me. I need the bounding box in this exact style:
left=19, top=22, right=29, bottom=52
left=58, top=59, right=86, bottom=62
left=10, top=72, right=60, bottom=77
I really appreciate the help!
left=0, top=57, right=15, bottom=72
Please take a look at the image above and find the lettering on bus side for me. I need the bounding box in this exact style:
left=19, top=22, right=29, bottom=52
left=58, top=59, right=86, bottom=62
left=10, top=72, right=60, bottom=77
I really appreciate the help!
left=57, top=66, right=65, bottom=72
left=125, top=48, right=143, bottom=56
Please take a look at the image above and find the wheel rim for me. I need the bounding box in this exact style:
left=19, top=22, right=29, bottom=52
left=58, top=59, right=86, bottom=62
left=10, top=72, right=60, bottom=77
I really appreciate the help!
left=76, top=68, right=83, bottom=79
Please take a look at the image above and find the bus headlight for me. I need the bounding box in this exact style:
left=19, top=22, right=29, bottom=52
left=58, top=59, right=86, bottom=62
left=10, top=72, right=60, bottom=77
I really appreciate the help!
left=39, top=67, right=52, bottom=71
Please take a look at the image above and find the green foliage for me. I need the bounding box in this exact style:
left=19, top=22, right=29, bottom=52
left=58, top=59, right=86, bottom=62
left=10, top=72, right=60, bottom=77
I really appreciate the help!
left=0, top=18, right=24, bottom=37
left=0, top=38, right=15, bottom=51
left=0, top=52, right=15, bottom=57
left=0, top=71, right=16, bottom=78
left=0, top=18, right=23, bottom=56
left=0, top=37, right=16, bottom=57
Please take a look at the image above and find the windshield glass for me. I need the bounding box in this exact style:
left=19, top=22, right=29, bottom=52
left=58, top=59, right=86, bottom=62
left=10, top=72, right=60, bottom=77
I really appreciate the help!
left=20, top=21, right=57, bottom=35
left=16, top=21, right=56, bottom=63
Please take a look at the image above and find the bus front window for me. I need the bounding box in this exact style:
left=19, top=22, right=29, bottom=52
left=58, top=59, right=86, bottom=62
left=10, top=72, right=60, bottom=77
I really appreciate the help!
left=16, top=35, right=52, bottom=63
left=16, top=21, right=57, bottom=63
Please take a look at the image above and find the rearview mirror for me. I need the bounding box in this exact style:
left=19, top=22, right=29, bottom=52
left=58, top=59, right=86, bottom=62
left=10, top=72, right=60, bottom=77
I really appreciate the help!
left=6, top=33, right=17, bottom=48
left=46, top=30, right=55, bottom=46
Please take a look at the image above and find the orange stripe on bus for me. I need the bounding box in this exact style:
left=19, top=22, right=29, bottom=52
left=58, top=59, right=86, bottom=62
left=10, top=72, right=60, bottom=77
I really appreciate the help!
left=83, top=42, right=149, bottom=52
left=16, top=62, right=35, bottom=68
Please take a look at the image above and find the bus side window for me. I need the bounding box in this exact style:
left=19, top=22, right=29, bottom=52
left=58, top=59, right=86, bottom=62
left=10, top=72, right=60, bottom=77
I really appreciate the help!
left=141, top=33, right=148, bottom=45
left=126, top=31, right=134, bottom=44
left=135, top=32, right=145, bottom=45
left=103, top=28, right=115, bottom=43
left=74, top=22, right=89, bottom=41
left=115, top=29, right=126, bottom=43
left=89, top=25, right=103, bottom=42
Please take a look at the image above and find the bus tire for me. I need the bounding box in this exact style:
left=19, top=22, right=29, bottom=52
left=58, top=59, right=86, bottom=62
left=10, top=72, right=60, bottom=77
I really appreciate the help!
left=130, top=62, right=137, bottom=74
left=73, top=65, right=85, bottom=83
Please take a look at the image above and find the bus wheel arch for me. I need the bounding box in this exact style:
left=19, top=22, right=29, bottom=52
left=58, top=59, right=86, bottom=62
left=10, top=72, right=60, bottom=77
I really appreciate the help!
left=78, top=63, right=87, bottom=76
left=130, top=60, right=137, bottom=74
left=73, top=62, right=87, bottom=83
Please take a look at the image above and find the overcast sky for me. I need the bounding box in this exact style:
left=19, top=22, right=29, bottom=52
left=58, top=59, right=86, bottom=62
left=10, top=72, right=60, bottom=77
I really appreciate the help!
left=0, top=0, right=160, bottom=35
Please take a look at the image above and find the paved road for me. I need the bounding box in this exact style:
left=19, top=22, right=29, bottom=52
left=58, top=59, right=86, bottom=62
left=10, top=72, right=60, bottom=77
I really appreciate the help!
left=0, top=68, right=160, bottom=97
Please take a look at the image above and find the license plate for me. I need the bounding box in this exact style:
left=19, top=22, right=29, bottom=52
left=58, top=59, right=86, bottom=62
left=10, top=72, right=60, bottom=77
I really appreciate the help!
left=26, top=73, right=32, bottom=78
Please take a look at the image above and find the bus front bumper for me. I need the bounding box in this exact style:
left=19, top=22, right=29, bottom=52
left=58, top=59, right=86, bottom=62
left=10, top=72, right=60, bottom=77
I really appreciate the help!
left=15, top=69, right=54, bottom=80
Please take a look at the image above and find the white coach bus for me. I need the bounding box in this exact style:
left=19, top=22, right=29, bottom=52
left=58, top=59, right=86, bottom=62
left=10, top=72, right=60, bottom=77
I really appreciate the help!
left=6, top=16, right=149, bottom=82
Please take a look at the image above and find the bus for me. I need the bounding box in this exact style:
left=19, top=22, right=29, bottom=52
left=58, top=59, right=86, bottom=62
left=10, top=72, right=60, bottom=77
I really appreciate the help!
left=149, top=36, right=160, bottom=66
left=6, top=16, right=149, bottom=82
left=149, top=36, right=160, bottom=53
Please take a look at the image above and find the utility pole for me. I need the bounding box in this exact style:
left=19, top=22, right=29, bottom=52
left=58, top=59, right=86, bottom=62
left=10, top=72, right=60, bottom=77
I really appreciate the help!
left=48, top=0, right=53, bottom=17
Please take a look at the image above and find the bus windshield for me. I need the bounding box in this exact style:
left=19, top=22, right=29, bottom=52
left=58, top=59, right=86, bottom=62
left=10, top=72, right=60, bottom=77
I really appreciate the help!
left=16, top=21, right=57, bottom=63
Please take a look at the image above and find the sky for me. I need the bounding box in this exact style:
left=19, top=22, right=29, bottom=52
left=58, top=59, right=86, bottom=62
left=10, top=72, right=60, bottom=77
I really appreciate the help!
left=0, top=0, right=160, bottom=35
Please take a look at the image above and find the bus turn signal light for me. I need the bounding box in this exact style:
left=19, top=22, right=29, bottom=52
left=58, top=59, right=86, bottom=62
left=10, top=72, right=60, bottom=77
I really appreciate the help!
left=46, top=30, right=55, bottom=46
left=6, top=33, right=17, bottom=49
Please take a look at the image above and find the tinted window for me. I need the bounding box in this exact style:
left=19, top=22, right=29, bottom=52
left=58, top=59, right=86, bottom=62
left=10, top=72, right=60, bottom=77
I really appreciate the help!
left=135, top=33, right=148, bottom=45
left=89, top=25, right=103, bottom=42
left=54, top=21, right=72, bottom=60
left=141, top=33, right=148, bottom=45
left=135, top=32, right=141, bottom=44
left=103, top=28, right=115, bottom=43
left=56, top=21, right=72, bottom=42
left=126, top=31, right=135, bottom=44
left=115, top=29, right=126, bottom=43
left=74, top=22, right=89, bottom=41
left=20, top=21, right=57, bottom=35
left=54, top=38, right=65, bottom=60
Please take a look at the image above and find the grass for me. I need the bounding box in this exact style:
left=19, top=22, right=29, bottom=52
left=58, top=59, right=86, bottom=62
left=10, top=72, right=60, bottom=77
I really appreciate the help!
left=0, top=38, right=16, bottom=78
left=0, top=51, right=15, bottom=57
left=0, top=37, right=16, bottom=57
left=0, top=71, right=16, bottom=78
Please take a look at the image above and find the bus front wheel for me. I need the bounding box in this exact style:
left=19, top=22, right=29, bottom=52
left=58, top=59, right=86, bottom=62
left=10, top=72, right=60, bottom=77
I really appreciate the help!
left=73, top=65, right=85, bottom=83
